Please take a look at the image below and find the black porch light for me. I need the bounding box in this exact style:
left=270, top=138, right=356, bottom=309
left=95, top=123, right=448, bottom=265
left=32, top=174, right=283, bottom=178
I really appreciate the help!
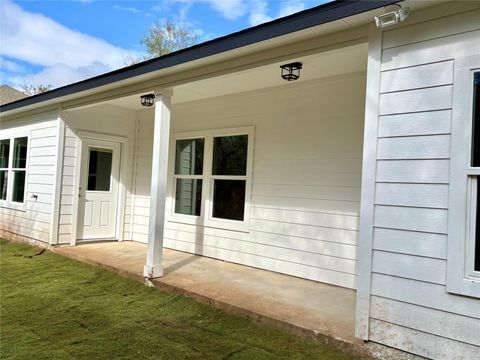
left=140, top=93, right=155, bottom=107
left=280, top=62, right=303, bottom=81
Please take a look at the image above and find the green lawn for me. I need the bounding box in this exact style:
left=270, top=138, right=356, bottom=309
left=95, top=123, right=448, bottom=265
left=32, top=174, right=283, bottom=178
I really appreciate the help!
left=0, top=239, right=358, bottom=360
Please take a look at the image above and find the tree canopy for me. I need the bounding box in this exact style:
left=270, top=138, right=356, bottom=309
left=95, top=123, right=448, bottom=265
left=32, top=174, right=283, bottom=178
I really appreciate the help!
left=20, top=84, right=53, bottom=96
left=125, top=19, right=199, bottom=65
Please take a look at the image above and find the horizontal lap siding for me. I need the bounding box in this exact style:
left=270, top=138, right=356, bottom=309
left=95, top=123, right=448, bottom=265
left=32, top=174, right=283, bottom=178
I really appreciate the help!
left=368, top=5, right=480, bottom=357
left=128, top=112, right=154, bottom=243
left=0, top=118, right=58, bottom=243
left=132, top=73, right=366, bottom=289
left=369, top=319, right=480, bottom=360
left=58, top=105, right=136, bottom=243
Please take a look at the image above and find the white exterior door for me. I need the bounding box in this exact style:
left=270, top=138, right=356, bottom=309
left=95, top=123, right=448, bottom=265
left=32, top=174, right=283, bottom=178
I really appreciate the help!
left=77, top=137, right=121, bottom=240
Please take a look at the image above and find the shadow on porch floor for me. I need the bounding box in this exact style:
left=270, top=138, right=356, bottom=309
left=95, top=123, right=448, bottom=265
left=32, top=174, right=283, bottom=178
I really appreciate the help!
left=54, top=241, right=361, bottom=354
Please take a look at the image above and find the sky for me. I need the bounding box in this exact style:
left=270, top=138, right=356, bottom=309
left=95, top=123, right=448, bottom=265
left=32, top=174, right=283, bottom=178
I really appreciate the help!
left=0, top=0, right=328, bottom=91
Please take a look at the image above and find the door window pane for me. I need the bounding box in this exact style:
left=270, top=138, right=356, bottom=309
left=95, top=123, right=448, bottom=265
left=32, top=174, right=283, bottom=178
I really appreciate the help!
left=175, top=179, right=202, bottom=216
left=175, top=138, right=204, bottom=175
left=87, top=148, right=113, bottom=191
left=212, top=180, right=246, bottom=221
left=11, top=171, right=25, bottom=203
left=0, top=139, right=10, bottom=168
left=0, top=171, right=7, bottom=200
left=472, top=72, right=480, bottom=166
left=213, top=135, right=248, bottom=175
left=13, top=137, right=27, bottom=169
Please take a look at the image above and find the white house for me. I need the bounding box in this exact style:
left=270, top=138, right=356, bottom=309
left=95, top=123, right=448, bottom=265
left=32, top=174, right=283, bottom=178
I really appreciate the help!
left=1, top=1, right=479, bottom=358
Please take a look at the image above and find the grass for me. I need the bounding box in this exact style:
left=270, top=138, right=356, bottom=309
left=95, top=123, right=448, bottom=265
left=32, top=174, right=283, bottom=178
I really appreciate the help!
left=0, top=239, right=358, bottom=360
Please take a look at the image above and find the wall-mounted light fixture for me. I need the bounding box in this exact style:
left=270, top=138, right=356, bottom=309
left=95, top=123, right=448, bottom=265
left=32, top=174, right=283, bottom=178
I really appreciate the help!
left=280, top=62, right=303, bottom=81
left=374, top=4, right=409, bottom=28
left=140, top=94, right=155, bottom=107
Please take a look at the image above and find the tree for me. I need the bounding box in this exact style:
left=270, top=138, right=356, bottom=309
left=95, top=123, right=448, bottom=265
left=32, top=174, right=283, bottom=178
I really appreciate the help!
left=21, top=83, right=53, bottom=96
left=125, top=19, right=199, bottom=65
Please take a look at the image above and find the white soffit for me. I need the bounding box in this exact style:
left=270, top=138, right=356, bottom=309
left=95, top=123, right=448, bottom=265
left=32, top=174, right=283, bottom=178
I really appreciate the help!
left=107, top=42, right=368, bottom=110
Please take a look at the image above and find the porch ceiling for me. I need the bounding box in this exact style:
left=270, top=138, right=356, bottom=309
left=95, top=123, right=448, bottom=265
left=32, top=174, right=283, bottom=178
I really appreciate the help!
left=107, top=42, right=368, bottom=110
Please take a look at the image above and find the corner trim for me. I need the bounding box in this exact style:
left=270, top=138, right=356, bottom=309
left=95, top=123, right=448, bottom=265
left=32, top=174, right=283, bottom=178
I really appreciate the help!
left=355, top=23, right=383, bottom=340
left=49, top=111, right=65, bottom=245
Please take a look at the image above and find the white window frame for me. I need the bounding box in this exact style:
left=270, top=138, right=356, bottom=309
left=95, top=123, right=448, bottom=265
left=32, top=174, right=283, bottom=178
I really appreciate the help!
left=0, top=133, right=30, bottom=211
left=168, top=126, right=254, bottom=232
left=447, top=54, right=480, bottom=298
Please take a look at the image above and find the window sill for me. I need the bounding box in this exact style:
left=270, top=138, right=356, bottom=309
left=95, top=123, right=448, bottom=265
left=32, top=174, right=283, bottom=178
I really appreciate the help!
left=447, top=277, right=480, bottom=298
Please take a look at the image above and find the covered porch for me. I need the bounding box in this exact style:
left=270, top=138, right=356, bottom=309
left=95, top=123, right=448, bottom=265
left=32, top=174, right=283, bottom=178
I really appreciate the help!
left=54, top=240, right=361, bottom=354
left=60, top=40, right=367, bottom=286
left=53, top=25, right=370, bottom=354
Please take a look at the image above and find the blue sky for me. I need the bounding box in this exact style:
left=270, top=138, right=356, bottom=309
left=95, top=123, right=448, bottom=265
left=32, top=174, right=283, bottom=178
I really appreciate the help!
left=0, top=0, right=327, bottom=90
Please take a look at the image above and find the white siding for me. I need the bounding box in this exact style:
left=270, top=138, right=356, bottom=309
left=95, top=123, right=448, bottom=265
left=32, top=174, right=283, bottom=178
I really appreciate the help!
left=57, top=105, right=136, bottom=244
left=127, top=113, right=153, bottom=244
left=0, top=115, right=58, bottom=243
left=365, top=4, right=480, bottom=358
left=130, top=72, right=366, bottom=289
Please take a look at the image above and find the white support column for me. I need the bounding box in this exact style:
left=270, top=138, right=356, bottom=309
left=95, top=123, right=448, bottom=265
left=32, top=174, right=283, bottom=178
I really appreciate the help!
left=144, top=90, right=172, bottom=278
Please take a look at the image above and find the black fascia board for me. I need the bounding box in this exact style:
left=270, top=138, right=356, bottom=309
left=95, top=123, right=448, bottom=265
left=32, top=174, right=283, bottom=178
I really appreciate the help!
left=0, top=0, right=395, bottom=113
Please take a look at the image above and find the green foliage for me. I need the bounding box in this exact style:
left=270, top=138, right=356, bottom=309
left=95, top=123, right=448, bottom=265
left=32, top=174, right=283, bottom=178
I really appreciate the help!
left=0, top=239, right=358, bottom=359
left=125, top=19, right=199, bottom=65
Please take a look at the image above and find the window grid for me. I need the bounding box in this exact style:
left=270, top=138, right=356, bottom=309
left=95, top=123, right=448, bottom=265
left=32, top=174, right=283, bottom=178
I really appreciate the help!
left=0, top=135, right=28, bottom=208
left=173, top=137, right=205, bottom=217
left=170, top=127, right=254, bottom=232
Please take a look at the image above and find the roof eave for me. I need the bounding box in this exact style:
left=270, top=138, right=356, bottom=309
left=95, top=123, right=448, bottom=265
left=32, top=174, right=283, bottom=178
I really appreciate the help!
left=0, top=0, right=397, bottom=115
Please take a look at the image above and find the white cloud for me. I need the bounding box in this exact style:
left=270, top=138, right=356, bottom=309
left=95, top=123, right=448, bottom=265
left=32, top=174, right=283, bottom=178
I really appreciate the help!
left=113, top=5, right=140, bottom=14
left=206, top=0, right=248, bottom=20
left=178, top=2, right=193, bottom=21
left=166, top=0, right=248, bottom=20
left=248, top=0, right=271, bottom=26
left=0, top=1, right=133, bottom=68
left=10, top=62, right=112, bottom=88
left=0, top=0, right=138, bottom=87
left=165, top=0, right=286, bottom=26
left=278, top=1, right=306, bottom=18
left=0, top=57, right=25, bottom=73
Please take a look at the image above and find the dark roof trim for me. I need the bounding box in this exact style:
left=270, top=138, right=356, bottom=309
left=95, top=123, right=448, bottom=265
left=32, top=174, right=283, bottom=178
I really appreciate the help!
left=0, top=0, right=395, bottom=113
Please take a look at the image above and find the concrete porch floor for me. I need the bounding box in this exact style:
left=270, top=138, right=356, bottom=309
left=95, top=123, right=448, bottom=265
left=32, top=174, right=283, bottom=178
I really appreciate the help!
left=54, top=241, right=362, bottom=355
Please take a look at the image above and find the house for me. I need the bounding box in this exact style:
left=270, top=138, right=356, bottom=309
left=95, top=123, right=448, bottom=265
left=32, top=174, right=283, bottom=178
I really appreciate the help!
left=1, top=0, right=479, bottom=358
left=0, top=85, right=27, bottom=106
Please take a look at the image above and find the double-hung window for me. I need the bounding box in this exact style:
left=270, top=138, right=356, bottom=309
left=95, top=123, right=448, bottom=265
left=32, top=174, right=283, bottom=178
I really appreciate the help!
left=170, top=127, right=253, bottom=231
left=173, top=138, right=204, bottom=217
left=0, top=135, right=28, bottom=209
left=447, top=55, right=480, bottom=298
